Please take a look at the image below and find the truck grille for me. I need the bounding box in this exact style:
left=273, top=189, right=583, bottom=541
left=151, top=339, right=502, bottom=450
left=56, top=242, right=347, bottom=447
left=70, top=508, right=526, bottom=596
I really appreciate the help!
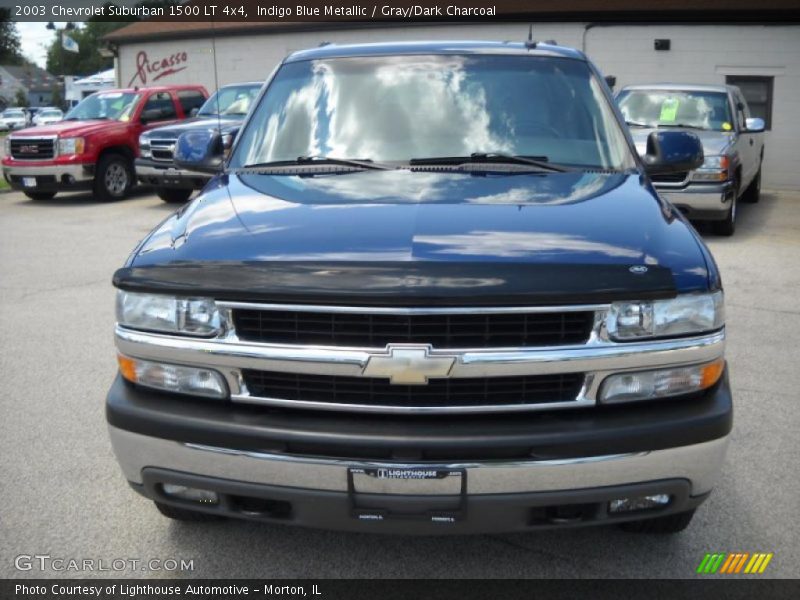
left=241, top=370, right=585, bottom=409
left=651, top=171, right=689, bottom=184
left=150, top=139, right=176, bottom=162
left=10, top=138, right=55, bottom=160
left=231, top=309, right=595, bottom=348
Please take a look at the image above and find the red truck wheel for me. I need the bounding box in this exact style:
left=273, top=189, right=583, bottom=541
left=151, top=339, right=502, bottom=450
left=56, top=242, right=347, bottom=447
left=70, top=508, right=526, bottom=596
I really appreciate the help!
left=94, top=153, right=133, bottom=202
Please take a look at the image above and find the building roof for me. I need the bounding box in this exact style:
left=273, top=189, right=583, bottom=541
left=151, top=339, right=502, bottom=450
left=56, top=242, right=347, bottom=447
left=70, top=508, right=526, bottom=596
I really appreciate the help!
left=285, top=40, right=584, bottom=63
left=104, top=0, right=800, bottom=44
left=0, top=64, right=58, bottom=92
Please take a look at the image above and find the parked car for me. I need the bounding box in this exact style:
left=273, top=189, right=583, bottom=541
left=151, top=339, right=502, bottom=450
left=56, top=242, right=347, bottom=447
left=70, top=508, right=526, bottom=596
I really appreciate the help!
left=1, top=85, right=207, bottom=201
left=32, top=108, right=64, bottom=126
left=136, top=81, right=262, bottom=203
left=617, top=83, right=765, bottom=235
left=0, top=108, right=28, bottom=131
left=108, top=41, right=730, bottom=535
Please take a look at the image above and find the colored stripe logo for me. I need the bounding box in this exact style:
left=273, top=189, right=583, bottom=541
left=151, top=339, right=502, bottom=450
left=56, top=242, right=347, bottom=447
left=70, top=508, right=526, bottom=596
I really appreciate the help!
left=697, top=552, right=773, bottom=574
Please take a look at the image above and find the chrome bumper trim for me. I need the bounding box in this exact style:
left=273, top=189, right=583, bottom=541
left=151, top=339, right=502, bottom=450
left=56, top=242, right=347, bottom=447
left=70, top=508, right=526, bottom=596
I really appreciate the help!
left=135, top=164, right=203, bottom=179
left=2, top=162, right=92, bottom=181
left=109, top=426, right=729, bottom=496
left=115, top=325, right=725, bottom=380
left=660, top=183, right=734, bottom=213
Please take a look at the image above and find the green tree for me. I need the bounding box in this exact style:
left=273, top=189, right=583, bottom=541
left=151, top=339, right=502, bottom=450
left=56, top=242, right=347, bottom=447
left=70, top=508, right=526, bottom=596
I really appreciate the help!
left=0, top=9, right=24, bottom=65
left=14, top=88, right=28, bottom=108
left=45, top=1, right=180, bottom=76
left=51, top=86, right=64, bottom=110
left=46, top=22, right=129, bottom=77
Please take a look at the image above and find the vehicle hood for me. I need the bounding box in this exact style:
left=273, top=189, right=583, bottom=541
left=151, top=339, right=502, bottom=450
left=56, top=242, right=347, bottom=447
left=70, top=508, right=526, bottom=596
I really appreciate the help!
left=118, top=170, right=713, bottom=304
left=142, top=116, right=243, bottom=139
left=8, top=119, right=127, bottom=138
left=629, top=128, right=734, bottom=158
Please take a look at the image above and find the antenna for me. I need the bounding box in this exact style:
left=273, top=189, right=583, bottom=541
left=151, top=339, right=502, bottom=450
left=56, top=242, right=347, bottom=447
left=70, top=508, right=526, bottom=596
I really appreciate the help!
left=525, top=24, right=537, bottom=49
left=210, top=17, right=223, bottom=165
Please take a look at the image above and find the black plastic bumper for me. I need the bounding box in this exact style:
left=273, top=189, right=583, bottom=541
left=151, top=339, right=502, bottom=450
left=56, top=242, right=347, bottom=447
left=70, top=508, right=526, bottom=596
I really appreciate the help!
left=106, top=370, right=732, bottom=461
left=134, top=468, right=709, bottom=534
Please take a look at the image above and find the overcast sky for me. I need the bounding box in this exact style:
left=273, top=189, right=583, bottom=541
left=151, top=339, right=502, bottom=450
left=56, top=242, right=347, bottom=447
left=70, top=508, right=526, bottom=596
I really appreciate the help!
left=15, top=21, right=66, bottom=69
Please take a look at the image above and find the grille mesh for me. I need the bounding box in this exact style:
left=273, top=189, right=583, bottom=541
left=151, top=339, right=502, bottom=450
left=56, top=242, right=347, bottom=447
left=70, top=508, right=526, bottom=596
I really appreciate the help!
left=10, top=138, right=55, bottom=160
left=241, top=370, right=584, bottom=409
left=232, top=309, right=594, bottom=348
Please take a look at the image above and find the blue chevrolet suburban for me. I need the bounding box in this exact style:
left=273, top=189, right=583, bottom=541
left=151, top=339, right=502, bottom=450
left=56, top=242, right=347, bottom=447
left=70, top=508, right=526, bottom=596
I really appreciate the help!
left=107, top=41, right=730, bottom=535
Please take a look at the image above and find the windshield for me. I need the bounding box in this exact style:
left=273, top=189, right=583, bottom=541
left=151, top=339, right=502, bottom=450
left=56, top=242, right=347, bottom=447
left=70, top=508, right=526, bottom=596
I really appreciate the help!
left=64, top=92, right=140, bottom=121
left=40, top=110, right=62, bottom=118
left=232, top=55, right=634, bottom=170
left=617, top=89, right=734, bottom=132
left=3, top=110, right=24, bottom=118
left=198, top=84, right=262, bottom=117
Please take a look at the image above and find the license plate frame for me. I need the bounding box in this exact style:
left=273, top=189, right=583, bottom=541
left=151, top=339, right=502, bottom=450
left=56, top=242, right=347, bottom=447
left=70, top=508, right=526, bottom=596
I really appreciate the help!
left=347, top=466, right=467, bottom=524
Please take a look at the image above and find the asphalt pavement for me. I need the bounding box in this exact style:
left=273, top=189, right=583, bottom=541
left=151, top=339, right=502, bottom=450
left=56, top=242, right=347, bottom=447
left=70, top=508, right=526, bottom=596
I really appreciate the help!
left=0, top=187, right=798, bottom=579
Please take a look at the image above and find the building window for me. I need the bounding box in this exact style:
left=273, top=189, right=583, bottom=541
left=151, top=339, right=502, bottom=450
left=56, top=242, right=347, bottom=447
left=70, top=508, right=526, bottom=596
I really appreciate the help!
left=726, top=75, right=774, bottom=129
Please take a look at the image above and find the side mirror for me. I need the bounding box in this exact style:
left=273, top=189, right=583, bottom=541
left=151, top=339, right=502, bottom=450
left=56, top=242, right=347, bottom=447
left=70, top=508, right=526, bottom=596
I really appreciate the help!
left=140, top=108, right=163, bottom=124
left=744, top=117, right=765, bottom=133
left=642, top=131, right=704, bottom=176
left=190, top=107, right=200, bottom=117
left=174, top=129, right=225, bottom=174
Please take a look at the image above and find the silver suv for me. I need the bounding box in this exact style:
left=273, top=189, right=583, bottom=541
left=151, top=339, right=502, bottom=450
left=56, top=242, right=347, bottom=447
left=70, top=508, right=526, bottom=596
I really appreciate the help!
left=617, top=83, right=765, bottom=236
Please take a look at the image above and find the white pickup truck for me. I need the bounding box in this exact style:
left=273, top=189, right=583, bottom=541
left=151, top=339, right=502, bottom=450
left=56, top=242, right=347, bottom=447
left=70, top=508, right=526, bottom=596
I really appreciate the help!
left=617, top=83, right=765, bottom=236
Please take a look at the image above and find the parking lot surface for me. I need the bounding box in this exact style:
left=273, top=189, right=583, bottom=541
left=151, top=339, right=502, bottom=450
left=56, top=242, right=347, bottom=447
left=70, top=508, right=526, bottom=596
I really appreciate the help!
left=1, top=188, right=798, bottom=579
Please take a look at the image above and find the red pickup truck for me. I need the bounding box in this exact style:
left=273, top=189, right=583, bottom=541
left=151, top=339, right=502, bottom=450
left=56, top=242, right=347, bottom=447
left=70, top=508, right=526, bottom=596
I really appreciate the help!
left=2, top=85, right=207, bottom=201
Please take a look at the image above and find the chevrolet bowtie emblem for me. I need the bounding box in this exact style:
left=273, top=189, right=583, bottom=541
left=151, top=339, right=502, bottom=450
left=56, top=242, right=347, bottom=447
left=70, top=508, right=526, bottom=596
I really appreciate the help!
left=362, top=345, right=456, bottom=385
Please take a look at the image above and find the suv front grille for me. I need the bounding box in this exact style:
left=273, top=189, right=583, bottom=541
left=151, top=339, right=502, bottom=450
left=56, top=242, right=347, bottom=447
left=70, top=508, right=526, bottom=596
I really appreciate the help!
left=231, top=309, right=595, bottom=348
left=149, top=139, right=176, bottom=162
left=241, top=370, right=585, bottom=410
left=10, top=138, right=55, bottom=160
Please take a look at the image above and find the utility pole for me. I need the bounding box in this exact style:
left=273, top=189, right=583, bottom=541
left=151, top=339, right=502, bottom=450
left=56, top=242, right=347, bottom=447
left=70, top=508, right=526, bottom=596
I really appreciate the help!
left=46, top=21, right=75, bottom=109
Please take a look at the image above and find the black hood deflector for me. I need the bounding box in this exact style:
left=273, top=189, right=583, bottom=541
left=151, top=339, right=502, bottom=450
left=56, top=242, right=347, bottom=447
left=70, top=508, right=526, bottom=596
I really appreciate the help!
left=113, top=261, right=675, bottom=306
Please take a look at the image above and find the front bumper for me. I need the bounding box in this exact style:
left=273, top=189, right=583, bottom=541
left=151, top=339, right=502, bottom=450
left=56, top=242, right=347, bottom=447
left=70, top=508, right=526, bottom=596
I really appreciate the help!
left=658, top=181, right=735, bottom=221
left=135, top=158, right=210, bottom=190
left=107, top=372, right=732, bottom=533
left=2, top=162, right=94, bottom=193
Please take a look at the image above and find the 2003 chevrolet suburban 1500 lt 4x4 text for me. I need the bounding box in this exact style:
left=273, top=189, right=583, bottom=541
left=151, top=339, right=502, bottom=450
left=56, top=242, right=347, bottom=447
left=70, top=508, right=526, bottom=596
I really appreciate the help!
left=2, top=85, right=207, bottom=202
left=107, top=42, right=731, bottom=535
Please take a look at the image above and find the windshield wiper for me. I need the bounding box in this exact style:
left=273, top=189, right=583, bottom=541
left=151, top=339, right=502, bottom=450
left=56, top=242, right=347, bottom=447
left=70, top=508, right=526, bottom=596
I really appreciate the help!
left=241, top=156, right=394, bottom=171
left=409, top=152, right=572, bottom=173
left=625, top=120, right=651, bottom=128
left=658, top=123, right=707, bottom=131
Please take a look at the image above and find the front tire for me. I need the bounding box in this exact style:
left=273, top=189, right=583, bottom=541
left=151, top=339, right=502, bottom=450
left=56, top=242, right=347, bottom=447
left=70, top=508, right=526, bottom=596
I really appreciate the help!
left=94, top=153, right=133, bottom=202
left=618, top=509, right=696, bottom=534
left=154, top=502, right=224, bottom=522
left=24, top=191, right=56, bottom=201
left=156, top=188, right=193, bottom=204
left=742, top=167, right=761, bottom=203
left=714, top=181, right=738, bottom=236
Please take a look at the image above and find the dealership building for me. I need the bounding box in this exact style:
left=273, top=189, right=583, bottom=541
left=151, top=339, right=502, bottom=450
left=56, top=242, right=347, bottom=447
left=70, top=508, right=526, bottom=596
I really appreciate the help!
left=105, top=7, right=800, bottom=189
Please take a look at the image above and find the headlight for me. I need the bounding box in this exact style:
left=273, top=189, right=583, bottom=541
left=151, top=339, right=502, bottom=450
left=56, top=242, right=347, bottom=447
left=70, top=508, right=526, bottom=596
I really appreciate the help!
left=3, top=137, right=9, bottom=155
left=139, top=134, right=151, bottom=158
left=693, top=155, right=730, bottom=182
left=606, top=291, right=724, bottom=341
left=599, top=359, right=725, bottom=404
left=116, top=291, right=221, bottom=336
left=57, top=137, right=85, bottom=156
left=118, top=354, right=228, bottom=399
